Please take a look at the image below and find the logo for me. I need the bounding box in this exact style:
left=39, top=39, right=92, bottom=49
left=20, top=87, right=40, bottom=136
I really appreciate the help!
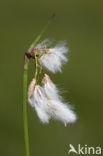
left=68, top=144, right=102, bottom=155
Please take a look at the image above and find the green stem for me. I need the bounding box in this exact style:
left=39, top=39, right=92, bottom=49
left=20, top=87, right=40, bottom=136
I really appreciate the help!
left=23, top=57, right=30, bottom=156
left=34, top=54, right=38, bottom=82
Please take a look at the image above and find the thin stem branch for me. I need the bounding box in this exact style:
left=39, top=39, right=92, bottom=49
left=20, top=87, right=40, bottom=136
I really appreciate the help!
left=34, top=54, right=38, bottom=82
left=23, top=57, right=30, bottom=156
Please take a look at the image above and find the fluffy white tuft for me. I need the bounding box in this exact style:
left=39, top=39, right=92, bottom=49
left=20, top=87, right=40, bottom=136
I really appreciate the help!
left=28, top=83, right=50, bottom=123
left=42, top=74, right=60, bottom=100
left=28, top=74, right=77, bottom=125
left=35, top=39, right=52, bottom=49
left=40, top=41, right=69, bottom=73
left=32, top=85, right=51, bottom=123
left=42, top=74, right=77, bottom=125
left=48, top=100, right=77, bottom=124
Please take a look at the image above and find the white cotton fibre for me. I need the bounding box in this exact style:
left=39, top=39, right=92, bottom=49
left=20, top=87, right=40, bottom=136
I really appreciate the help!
left=40, top=41, right=69, bottom=73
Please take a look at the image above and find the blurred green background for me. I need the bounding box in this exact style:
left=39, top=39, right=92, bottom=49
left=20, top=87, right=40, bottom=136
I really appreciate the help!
left=0, top=0, right=103, bottom=156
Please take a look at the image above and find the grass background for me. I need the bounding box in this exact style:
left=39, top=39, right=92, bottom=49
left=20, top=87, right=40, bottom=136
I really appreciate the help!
left=0, top=0, right=103, bottom=156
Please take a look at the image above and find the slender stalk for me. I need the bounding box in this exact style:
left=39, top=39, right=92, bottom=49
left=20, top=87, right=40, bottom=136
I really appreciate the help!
left=23, top=56, right=30, bottom=156
left=34, top=54, right=38, bottom=82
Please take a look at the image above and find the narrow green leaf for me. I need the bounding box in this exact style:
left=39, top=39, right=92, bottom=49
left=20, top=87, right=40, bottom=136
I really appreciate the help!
left=29, top=14, right=55, bottom=49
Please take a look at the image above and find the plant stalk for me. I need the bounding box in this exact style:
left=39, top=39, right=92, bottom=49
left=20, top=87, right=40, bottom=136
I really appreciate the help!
left=23, top=57, right=30, bottom=156
left=34, top=54, right=38, bottom=82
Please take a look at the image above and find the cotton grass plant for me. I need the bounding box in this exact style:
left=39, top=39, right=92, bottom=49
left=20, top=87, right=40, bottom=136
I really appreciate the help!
left=23, top=15, right=77, bottom=156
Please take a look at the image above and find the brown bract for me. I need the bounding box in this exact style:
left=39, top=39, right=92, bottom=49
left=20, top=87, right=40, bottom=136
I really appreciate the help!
left=25, top=48, right=50, bottom=59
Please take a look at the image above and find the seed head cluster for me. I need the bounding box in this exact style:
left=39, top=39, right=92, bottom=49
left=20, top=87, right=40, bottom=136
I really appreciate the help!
left=27, top=39, right=77, bottom=126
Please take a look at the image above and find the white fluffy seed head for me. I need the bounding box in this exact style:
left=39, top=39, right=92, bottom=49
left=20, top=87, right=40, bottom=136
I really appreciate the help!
left=42, top=74, right=77, bottom=125
left=31, top=85, right=50, bottom=123
left=47, top=100, right=77, bottom=124
left=28, top=75, right=77, bottom=125
left=42, top=73, right=60, bottom=100
left=28, top=80, right=50, bottom=123
left=40, top=40, right=69, bottom=73
left=35, top=39, right=52, bottom=49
